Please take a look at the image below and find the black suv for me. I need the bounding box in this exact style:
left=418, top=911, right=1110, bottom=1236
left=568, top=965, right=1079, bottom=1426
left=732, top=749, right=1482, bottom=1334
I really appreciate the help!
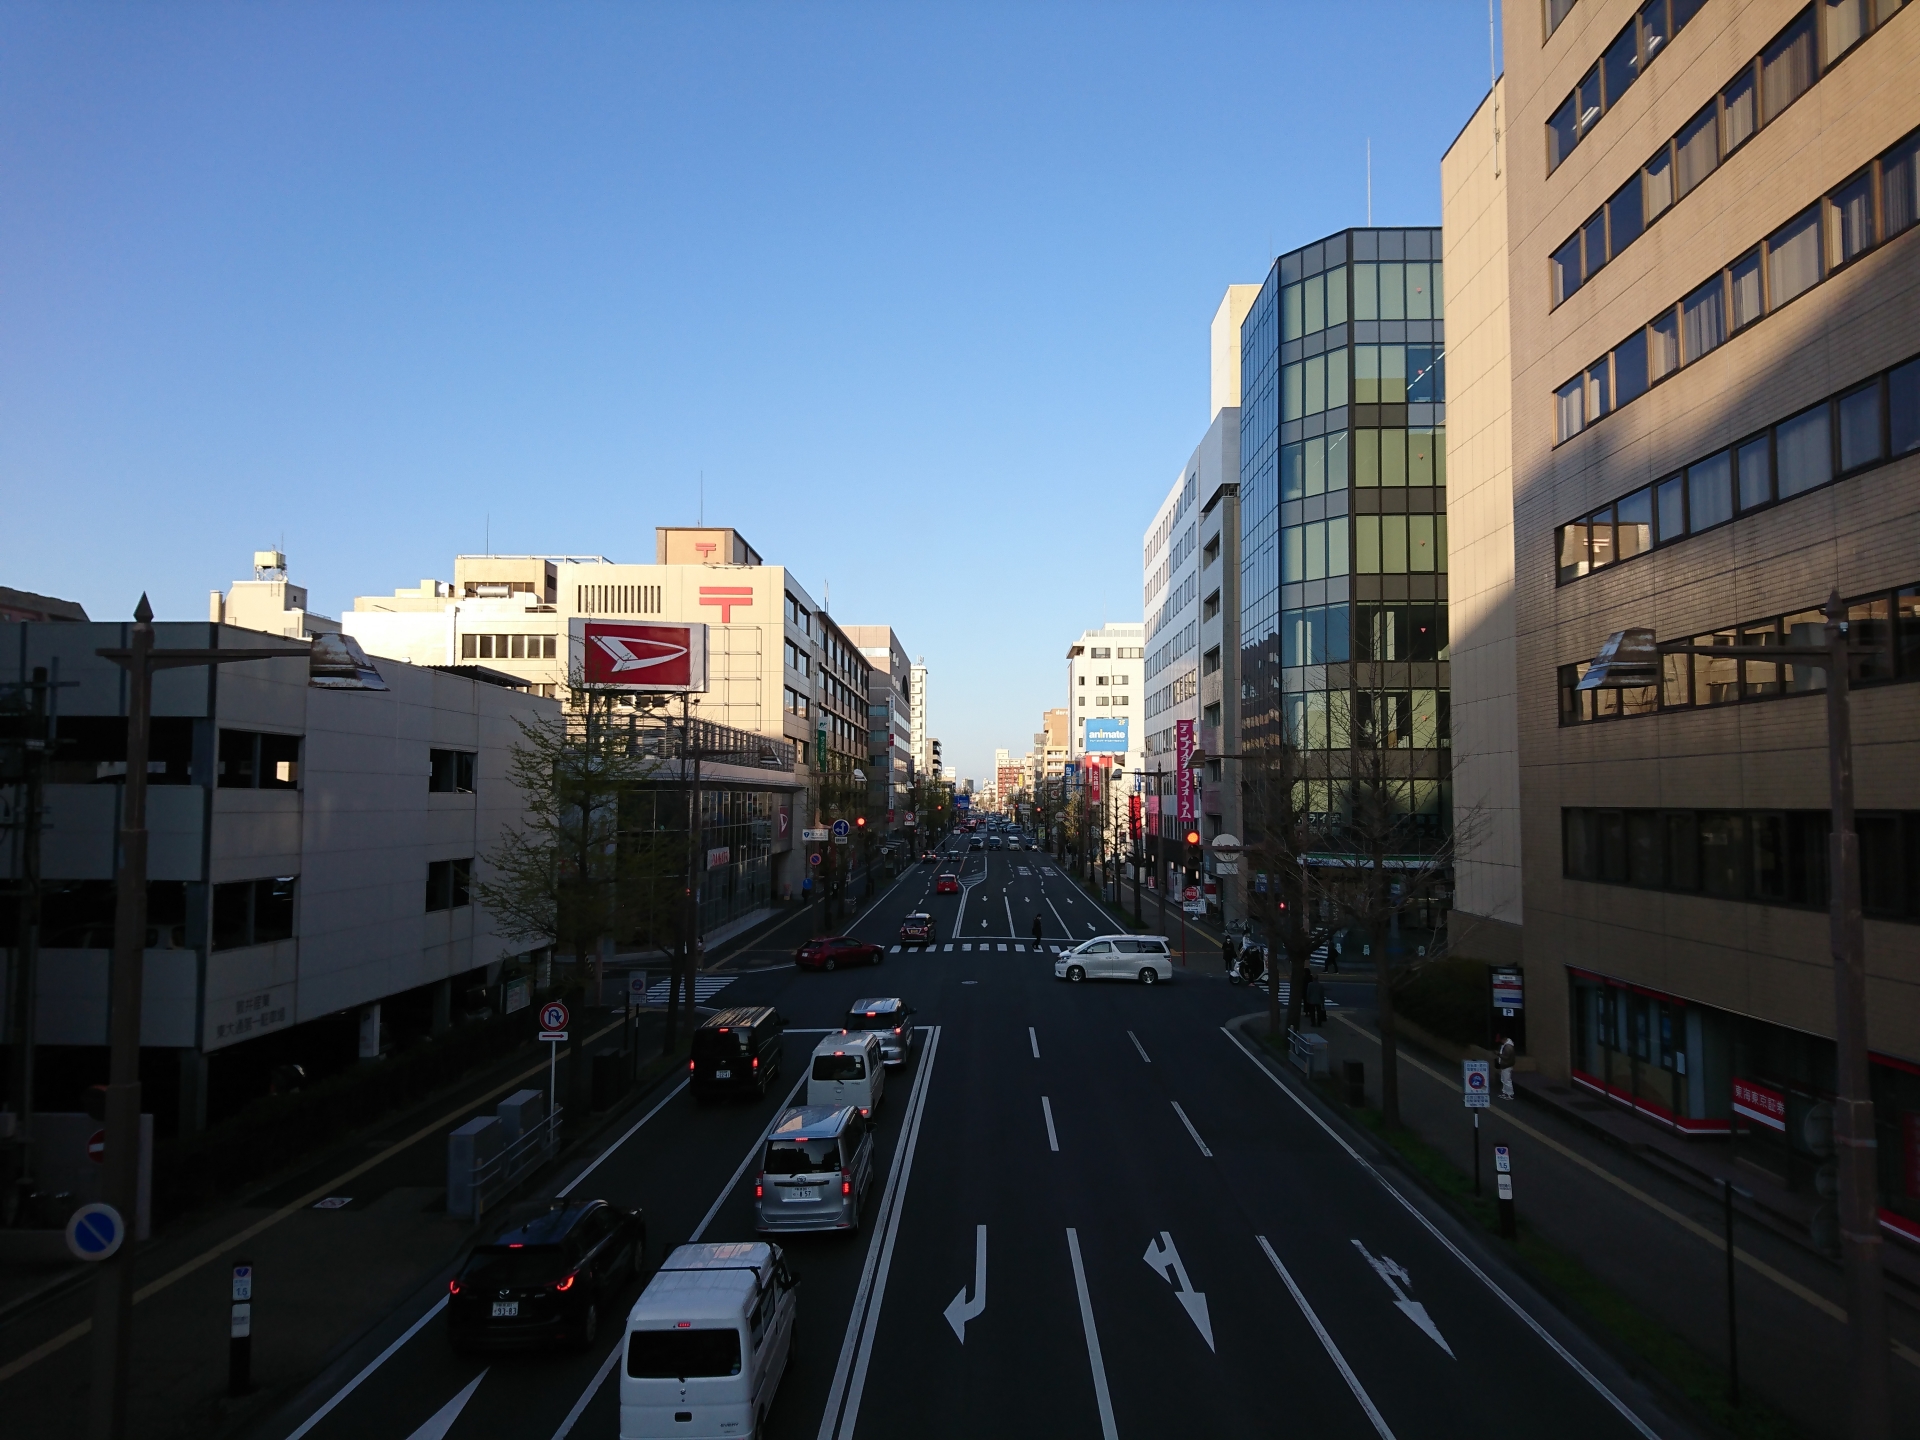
left=447, top=1199, right=645, bottom=1352
left=691, top=1006, right=787, bottom=1100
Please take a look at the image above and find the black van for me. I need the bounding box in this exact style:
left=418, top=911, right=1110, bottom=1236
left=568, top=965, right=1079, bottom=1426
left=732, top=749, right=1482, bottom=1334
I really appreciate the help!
left=691, top=1007, right=787, bottom=1100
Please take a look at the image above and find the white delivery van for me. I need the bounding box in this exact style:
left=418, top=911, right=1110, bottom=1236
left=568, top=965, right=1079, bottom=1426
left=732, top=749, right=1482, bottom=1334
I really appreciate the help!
left=806, top=1031, right=885, bottom=1118
left=620, top=1241, right=797, bottom=1440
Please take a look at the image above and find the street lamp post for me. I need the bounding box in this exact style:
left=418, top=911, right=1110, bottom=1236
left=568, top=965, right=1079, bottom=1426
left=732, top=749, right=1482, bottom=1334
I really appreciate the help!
left=1580, top=592, right=1887, bottom=1439
left=91, top=599, right=306, bottom=1440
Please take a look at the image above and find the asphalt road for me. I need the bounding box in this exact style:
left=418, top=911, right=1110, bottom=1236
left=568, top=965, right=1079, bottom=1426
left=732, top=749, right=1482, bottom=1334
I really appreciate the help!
left=249, top=839, right=1676, bottom=1440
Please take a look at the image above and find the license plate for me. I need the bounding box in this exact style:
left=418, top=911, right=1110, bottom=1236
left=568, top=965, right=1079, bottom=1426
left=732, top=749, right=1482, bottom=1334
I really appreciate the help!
left=782, top=1187, right=820, bottom=1203
left=714, top=1070, right=731, bottom=1080
left=492, top=1301, right=518, bottom=1317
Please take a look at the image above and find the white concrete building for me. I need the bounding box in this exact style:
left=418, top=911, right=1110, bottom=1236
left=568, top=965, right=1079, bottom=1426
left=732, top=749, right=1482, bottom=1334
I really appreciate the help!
left=1065, top=623, right=1144, bottom=776
left=908, top=658, right=930, bottom=783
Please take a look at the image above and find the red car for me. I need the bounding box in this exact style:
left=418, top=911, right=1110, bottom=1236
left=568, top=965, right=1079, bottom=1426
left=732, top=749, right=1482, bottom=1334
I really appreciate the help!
left=935, top=873, right=960, bottom=895
left=899, top=912, right=935, bottom=944
left=796, top=935, right=883, bottom=971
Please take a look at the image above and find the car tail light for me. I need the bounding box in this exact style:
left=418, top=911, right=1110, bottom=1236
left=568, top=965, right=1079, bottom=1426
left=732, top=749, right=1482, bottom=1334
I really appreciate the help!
left=860, top=1107, right=870, bottom=1118
left=553, top=1273, right=577, bottom=1293
left=752, top=1056, right=759, bottom=1070
left=688, top=1059, right=695, bottom=1072
left=894, top=1027, right=903, bottom=1035
left=755, top=1182, right=763, bottom=1199
left=842, top=1169, right=852, bottom=1196
left=448, top=1277, right=461, bottom=1295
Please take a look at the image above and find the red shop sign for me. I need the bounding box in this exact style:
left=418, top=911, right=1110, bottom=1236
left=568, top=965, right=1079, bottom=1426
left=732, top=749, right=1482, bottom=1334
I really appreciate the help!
left=1731, top=1077, right=1787, bottom=1132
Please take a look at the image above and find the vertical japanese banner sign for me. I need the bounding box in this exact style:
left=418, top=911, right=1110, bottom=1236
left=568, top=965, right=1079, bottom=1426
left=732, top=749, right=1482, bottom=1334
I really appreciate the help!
left=1175, top=720, right=1196, bottom=825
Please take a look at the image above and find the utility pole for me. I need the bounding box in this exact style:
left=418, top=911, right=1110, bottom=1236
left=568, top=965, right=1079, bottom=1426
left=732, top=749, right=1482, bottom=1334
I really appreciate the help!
left=90, top=600, right=303, bottom=1440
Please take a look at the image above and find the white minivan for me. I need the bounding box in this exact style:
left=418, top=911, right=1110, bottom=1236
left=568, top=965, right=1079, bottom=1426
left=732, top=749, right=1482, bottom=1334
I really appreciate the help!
left=1054, top=934, right=1174, bottom=985
left=806, top=1031, right=885, bottom=1118
left=620, top=1242, right=797, bottom=1440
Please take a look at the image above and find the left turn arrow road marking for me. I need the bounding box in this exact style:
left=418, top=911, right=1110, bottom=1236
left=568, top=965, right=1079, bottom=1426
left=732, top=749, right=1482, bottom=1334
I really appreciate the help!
left=944, top=1225, right=987, bottom=1343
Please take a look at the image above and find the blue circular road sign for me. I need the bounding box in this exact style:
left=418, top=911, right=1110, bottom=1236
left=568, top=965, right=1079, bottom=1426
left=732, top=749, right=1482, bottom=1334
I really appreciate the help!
left=66, top=1202, right=126, bottom=1262
left=808, top=853, right=822, bottom=865
left=831, top=819, right=850, bottom=838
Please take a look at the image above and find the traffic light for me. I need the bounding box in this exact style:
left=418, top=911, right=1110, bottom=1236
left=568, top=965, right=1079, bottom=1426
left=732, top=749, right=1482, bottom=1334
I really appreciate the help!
left=1185, top=830, right=1201, bottom=847
left=855, top=816, right=866, bottom=828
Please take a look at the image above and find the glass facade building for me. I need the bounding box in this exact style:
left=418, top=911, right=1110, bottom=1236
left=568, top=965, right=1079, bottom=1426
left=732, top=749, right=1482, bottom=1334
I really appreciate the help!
left=1239, top=227, right=1451, bottom=829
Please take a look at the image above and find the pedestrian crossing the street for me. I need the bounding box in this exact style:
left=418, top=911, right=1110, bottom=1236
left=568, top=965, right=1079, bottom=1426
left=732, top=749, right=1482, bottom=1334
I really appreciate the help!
left=641, top=975, right=735, bottom=1005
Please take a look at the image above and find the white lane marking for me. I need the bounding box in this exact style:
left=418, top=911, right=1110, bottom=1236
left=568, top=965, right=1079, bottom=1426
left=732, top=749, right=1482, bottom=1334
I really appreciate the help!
left=1042, top=1096, right=1059, bottom=1152
left=1029, top=1027, right=1040, bottom=1059
left=1066, top=1229, right=1120, bottom=1440
left=1144, top=1232, right=1214, bottom=1351
left=1258, top=1236, right=1395, bottom=1439
left=1171, top=1101, right=1212, bottom=1157
left=282, top=1298, right=450, bottom=1439
left=943, top=1225, right=988, bottom=1343
left=403, top=1370, right=488, bottom=1440
left=559, top=1078, right=688, bottom=1196
left=1004, top=896, right=1016, bottom=935
left=1353, top=1240, right=1453, bottom=1357
left=1045, top=896, right=1075, bottom=937
left=1127, top=1031, right=1150, bottom=1064
left=550, top=1343, right=619, bottom=1439
left=1225, top=1029, right=1662, bottom=1440
left=819, top=1026, right=944, bottom=1440
left=1085, top=922, right=1096, bottom=931
left=691, top=1069, right=809, bottom=1242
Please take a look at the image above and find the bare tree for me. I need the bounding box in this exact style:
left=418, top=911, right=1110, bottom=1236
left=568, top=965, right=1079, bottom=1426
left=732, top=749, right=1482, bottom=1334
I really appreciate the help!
left=476, top=686, right=676, bottom=1011
left=1239, top=732, right=1336, bottom=1043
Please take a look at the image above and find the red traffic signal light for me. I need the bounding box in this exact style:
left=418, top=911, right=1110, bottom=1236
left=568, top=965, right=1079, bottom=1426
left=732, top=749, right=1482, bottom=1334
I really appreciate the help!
left=1185, top=830, right=1201, bottom=847
left=855, top=816, right=866, bottom=828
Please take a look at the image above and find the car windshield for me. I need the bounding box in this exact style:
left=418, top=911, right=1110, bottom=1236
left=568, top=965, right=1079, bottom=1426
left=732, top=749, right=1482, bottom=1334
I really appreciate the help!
left=812, top=1053, right=866, bottom=1081
left=843, top=1010, right=897, bottom=1031
left=462, top=1244, right=567, bottom=1288
left=627, top=1328, right=743, bottom=1379
left=764, top=1137, right=842, bottom=1174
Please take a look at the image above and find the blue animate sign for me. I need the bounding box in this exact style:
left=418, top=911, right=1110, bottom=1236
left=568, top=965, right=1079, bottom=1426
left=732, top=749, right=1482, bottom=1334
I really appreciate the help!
left=1084, top=718, right=1129, bottom=754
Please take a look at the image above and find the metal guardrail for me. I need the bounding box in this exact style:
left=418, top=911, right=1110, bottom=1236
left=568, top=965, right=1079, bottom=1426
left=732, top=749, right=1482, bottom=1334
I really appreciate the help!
left=471, top=1105, right=563, bottom=1221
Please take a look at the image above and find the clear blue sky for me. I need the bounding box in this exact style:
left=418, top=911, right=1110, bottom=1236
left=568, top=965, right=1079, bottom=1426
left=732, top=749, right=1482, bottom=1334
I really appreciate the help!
left=1, top=2, right=1500, bottom=784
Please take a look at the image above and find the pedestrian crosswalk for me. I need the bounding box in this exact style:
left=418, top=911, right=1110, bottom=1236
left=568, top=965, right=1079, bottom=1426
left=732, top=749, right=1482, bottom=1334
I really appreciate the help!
left=890, top=942, right=1064, bottom=955
left=641, top=975, right=735, bottom=1005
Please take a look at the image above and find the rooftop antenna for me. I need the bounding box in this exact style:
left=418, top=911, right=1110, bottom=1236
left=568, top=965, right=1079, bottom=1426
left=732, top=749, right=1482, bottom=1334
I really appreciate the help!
left=1366, top=138, right=1372, bottom=226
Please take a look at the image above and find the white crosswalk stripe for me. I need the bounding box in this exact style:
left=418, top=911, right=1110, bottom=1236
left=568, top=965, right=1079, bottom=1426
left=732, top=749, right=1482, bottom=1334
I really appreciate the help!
left=943, top=943, right=954, bottom=952
left=1015, top=944, right=1025, bottom=953
left=889, top=944, right=901, bottom=953
left=641, top=975, right=735, bottom=1005
left=997, top=943, right=1007, bottom=952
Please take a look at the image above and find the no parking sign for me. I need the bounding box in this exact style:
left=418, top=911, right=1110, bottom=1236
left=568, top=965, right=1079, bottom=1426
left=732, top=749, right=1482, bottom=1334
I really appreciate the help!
left=1462, top=1059, right=1490, bottom=1109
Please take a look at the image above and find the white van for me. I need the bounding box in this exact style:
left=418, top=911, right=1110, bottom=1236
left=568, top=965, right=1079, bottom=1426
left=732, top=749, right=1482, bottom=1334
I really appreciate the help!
left=807, top=1031, right=885, bottom=1118
left=620, top=1241, right=797, bottom=1440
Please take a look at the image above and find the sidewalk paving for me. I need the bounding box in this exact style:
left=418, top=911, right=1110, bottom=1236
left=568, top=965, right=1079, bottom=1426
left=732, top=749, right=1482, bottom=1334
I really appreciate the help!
left=1306, top=1006, right=1920, bottom=1440
left=0, top=1010, right=670, bottom=1440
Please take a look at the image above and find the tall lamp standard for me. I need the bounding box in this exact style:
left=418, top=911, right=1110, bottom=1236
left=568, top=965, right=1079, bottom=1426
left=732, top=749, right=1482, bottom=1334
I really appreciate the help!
left=91, top=599, right=306, bottom=1440
left=1578, top=595, right=1887, bottom=1440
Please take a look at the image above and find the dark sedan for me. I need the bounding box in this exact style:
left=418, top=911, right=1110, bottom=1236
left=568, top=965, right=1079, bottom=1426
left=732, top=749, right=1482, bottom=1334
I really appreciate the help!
left=447, top=1199, right=644, bottom=1352
left=797, top=935, right=883, bottom=971
left=899, top=912, right=934, bottom=944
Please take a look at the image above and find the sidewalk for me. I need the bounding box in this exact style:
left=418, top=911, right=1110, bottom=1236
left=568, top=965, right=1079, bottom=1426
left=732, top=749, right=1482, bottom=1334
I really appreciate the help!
left=0, top=1010, right=681, bottom=1440
left=1305, top=1006, right=1920, bottom=1440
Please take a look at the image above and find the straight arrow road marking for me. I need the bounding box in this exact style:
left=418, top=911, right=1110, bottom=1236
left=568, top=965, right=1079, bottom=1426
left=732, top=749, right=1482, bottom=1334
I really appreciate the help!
left=943, top=1226, right=988, bottom=1343
left=1066, top=1230, right=1120, bottom=1440
left=404, top=1371, right=487, bottom=1440
left=1353, top=1240, right=1453, bottom=1357
left=1258, top=1236, right=1395, bottom=1439
left=1042, top=1097, right=1060, bottom=1152
left=1143, top=1232, right=1214, bottom=1351
left=1171, top=1101, right=1212, bottom=1157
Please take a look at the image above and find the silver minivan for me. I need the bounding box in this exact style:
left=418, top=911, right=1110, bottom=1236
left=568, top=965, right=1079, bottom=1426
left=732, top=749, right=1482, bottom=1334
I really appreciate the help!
left=1055, top=934, right=1174, bottom=985
left=620, top=1241, right=796, bottom=1440
left=842, top=997, right=915, bottom=1067
left=754, top=1105, right=875, bottom=1234
left=806, top=1031, right=885, bottom=1117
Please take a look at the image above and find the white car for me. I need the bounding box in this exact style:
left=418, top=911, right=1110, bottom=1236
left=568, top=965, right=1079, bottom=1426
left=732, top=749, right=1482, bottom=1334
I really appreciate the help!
left=1055, top=934, right=1173, bottom=985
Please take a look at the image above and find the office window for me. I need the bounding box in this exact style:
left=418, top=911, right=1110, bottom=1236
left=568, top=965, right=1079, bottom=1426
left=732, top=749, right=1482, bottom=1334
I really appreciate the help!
left=1548, top=95, right=1580, bottom=172
left=1838, top=382, right=1883, bottom=472
left=1378, top=262, right=1407, bottom=321
left=1674, top=105, right=1719, bottom=199
left=1407, top=347, right=1443, bottom=404
left=1825, top=0, right=1870, bottom=59
left=426, top=858, right=473, bottom=913
left=1202, top=647, right=1221, bottom=676
left=1828, top=172, right=1875, bottom=267
left=1602, top=22, right=1638, bottom=107
left=1546, top=0, right=1578, bottom=37
left=1762, top=11, right=1817, bottom=122
left=1576, top=67, right=1602, bottom=139
left=1282, top=283, right=1303, bottom=341
left=1776, top=403, right=1833, bottom=497
left=1556, top=378, right=1585, bottom=442
left=1694, top=630, right=1740, bottom=706
left=1737, top=435, right=1773, bottom=511
left=1407, top=262, right=1438, bottom=320
left=428, top=748, right=476, bottom=793
left=1640, top=0, right=1671, bottom=59
left=1613, top=330, right=1650, bottom=406
left=1724, top=67, right=1759, bottom=152
left=1729, top=251, right=1763, bottom=331
left=1891, top=359, right=1920, bottom=455
left=1655, top=473, right=1685, bottom=544
left=1607, top=175, right=1645, bottom=254
left=1644, top=148, right=1674, bottom=223
left=1742, top=619, right=1782, bottom=697
left=1557, top=521, right=1589, bottom=583
left=1588, top=506, right=1616, bottom=571
left=1681, top=275, right=1727, bottom=363
left=218, top=729, right=301, bottom=790
left=1885, top=133, right=1920, bottom=237
left=1649, top=310, right=1680, bottom=381
left=1409, top=428, right=1442, bottom=485
left=1687, top=451, right=1734, bottom=531
left=212, top=876, right=297, bottom=951
left=1617, top=488, right=1653, bottom=560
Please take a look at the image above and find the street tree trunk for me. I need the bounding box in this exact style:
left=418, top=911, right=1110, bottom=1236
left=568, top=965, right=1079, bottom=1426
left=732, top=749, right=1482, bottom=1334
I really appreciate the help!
left=1372, top=851, right=1400, bottom=1127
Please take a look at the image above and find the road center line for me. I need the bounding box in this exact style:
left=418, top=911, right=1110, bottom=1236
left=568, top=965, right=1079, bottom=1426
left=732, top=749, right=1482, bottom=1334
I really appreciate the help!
left=1127, top=1031, right=1150, bottom=1064
left=1257, top=1236, right=1395, bottom=1439
left=691, top=1070, right=810, bottom=1243
left=1065, top=1229, right=1120, bottom=1440
left=1042, top=1097, right=1060, bottom=1152
left=818, top=1026, right=944, bottom=1440
left=1222, top=1026, right=1663, bottom=1439
left=1029, top=1027, right=1040, bottom=1059
left=1171, top=1101, right=1212, bottom=1157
